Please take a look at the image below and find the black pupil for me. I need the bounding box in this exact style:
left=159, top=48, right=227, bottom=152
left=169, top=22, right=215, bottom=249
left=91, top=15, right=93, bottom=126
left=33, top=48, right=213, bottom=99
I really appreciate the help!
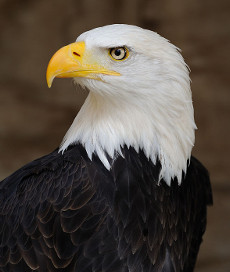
left=115, top=48, right=122, bottom=56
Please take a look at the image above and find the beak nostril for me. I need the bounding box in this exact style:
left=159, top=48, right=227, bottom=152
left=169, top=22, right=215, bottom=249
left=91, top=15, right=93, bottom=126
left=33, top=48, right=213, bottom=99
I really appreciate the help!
left=73, top=52, right=80, bottom=57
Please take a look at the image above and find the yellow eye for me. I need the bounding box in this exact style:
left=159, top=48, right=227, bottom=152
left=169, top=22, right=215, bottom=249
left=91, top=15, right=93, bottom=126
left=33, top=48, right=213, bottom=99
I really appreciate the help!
left=109, top=47, right=128, bottom=61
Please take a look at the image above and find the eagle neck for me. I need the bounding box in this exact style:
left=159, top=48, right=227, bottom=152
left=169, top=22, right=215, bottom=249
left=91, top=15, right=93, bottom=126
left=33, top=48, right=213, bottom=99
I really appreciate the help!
left=60, top=90, right=195, bottom=185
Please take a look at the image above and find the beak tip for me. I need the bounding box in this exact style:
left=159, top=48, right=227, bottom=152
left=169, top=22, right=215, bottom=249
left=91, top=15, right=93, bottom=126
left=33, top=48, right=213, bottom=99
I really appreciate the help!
left=46, top=74, right=53, bottom=88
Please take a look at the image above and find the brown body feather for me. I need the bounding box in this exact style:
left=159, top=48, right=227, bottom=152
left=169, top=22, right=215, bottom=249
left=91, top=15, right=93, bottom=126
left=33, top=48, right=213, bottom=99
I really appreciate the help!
left=0, top=144, right=212, bottom=271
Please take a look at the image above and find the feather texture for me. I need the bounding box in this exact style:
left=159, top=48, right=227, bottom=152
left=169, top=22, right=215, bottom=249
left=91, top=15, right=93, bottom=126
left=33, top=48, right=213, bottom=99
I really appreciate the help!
left=0, top=144, right=212, bottom=271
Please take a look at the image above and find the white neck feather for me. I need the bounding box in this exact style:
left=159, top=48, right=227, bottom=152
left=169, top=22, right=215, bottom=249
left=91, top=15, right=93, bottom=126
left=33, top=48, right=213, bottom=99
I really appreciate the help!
left=60, top=80, right=196, bottom=185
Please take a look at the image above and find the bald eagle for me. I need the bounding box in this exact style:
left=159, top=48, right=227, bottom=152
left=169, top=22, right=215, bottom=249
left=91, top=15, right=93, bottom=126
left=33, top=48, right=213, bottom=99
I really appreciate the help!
left=0, top=24, right=212, bottom=272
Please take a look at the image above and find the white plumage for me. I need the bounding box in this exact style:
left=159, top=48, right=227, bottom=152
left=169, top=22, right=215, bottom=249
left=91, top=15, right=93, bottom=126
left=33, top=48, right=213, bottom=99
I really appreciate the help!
left=59, top=24, right=196, bottom=185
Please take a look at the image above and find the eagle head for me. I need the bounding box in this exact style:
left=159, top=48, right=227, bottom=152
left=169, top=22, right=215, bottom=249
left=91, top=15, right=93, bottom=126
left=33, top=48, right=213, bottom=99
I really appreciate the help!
left=46, top=24, right=196, bottom=185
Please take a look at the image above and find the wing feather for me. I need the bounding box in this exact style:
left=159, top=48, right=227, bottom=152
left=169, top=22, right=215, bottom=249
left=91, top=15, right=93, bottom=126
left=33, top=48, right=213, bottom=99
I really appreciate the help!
left=0, top=145, right=212, bottom=272
left=0, top=146, right=108, bottom=271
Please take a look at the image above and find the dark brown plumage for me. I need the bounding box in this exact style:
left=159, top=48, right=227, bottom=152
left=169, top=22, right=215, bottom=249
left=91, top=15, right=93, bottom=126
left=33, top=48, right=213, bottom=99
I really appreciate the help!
left=0, top=144, right=212, bottom=271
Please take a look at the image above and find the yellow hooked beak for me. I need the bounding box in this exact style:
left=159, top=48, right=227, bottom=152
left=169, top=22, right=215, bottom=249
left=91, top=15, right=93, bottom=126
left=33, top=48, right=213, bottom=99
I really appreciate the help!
left=46, top=41, right=120, bottom=88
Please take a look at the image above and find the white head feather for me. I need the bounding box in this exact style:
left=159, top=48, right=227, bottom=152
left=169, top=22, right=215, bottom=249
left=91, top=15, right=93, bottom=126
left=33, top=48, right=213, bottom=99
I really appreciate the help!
left=59, top=24, right=196, bottom=185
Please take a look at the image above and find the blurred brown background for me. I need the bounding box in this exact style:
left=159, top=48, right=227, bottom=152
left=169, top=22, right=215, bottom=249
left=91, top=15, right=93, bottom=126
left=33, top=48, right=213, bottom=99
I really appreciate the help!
left=0, top=0, right=229, bottom=271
